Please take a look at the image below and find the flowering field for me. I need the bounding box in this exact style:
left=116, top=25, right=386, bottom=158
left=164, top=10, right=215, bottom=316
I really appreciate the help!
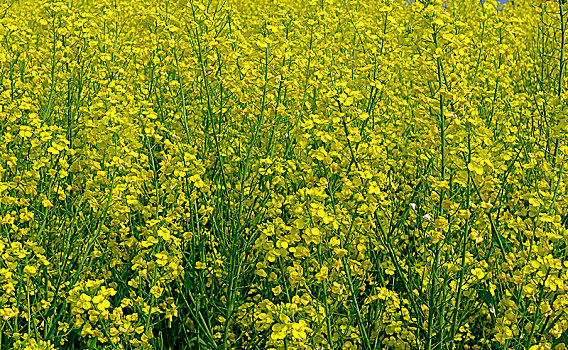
left=1, top=0, right=568, bottom=349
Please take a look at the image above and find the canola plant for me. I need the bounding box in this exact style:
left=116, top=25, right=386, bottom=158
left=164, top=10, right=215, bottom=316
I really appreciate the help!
left=0, top=0, right=567, bottom=349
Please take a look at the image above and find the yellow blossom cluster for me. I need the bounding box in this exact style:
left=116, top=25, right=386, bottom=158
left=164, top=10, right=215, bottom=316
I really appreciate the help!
left=0, top=0, right=567, bottom=349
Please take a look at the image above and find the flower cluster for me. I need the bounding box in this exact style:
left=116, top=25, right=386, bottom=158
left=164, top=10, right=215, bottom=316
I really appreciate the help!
left=0, top=0, right=567, bottom=349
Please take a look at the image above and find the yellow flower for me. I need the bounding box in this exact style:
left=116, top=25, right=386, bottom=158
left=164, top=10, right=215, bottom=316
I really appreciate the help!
left=467, top=161, right=484, bottom=175
left=494, top=326, right=513, bottom=345
left=270, top=323, right=288, bottom=340
left=272, top=286, right=282, bottom=296
left=150, top=285, right=164, bottom=298
left=471, top=268, right=485, bottom=280
left=157, top=227, right=172, bottom=242
left=97, top=299, right=111, bottom=311
left=23, top=265, right=37, bottom=276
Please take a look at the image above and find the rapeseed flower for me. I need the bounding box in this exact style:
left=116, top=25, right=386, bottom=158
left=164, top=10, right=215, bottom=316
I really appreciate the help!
left=0, top=0, right=567, bottom=348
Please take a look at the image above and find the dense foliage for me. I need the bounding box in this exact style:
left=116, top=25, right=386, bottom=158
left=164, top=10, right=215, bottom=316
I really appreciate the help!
left=0, top=0, right=567, bottom=349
